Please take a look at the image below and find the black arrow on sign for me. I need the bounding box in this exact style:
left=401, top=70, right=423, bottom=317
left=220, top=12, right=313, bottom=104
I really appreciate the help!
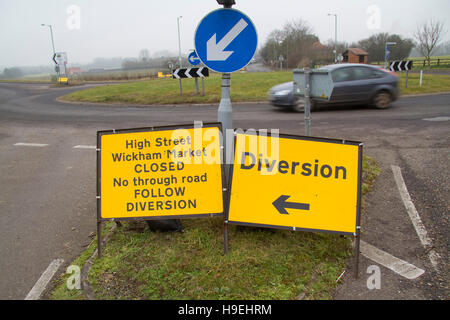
left=406, top=60, right=413, bottom=70
left=198, top=67, right=209, bottom=77
left=188, top=68, right=198, bottom=78
left=272, top=195, right=310, bottom=215
left=173, top=69, right=187, bottom=79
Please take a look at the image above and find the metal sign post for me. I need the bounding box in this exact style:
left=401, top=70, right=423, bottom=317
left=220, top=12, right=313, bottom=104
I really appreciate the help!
left=195, top=78, right=199, bottom=95
left=384, top=42, right=396, bottom=69
left=189, top=51, right=202, bottom=95
left=202, top=77, right=205, bottom=96
left=218, top=73, right=232, bottom=177
left=406, top=70, right=409, bottom=89
left=304, top=69, right=312, bottom=136
left=293, top=69, right=334, bottom=136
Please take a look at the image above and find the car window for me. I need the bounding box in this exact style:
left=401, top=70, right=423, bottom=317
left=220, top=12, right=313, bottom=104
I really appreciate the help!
left=372, top=69, right=386, bottom=78
left=353, top=67, right=384, bottom=80
left=353, top=67, right=374, bottom=80
left=331, top=68, right=354, bottom=82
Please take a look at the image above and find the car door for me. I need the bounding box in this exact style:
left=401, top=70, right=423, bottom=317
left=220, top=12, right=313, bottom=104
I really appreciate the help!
left=349, top=66, right=380, bottom=103
left=330, top=67, right=357, bottom=103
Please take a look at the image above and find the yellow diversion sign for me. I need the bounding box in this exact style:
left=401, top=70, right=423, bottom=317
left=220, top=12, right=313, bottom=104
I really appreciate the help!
left=97, top=124, right=224, bottom=220
left=227, top=132, right=362, bottom=235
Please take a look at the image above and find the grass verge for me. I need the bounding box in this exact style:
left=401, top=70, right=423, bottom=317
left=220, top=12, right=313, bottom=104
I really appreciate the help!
left=50, top=156, right=380, bottom=300
left=59, top=71, right=293, bottom=105
left=399, top=73, right=450, bottom=95
left=59, top=71, right=450, bottom=106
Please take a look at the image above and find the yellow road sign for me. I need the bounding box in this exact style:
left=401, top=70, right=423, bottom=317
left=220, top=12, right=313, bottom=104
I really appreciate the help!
left=98, top=124, right=225, bottom=220
left=227, top=132, right=362, bottom=235
left=58, top=77, right=68, bottom=84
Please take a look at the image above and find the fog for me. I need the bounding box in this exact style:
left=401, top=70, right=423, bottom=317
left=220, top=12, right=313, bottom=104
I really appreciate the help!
left=0, top=0, right=449, bottom=70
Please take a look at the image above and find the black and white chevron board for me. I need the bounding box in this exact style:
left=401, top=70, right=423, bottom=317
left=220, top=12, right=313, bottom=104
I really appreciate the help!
left=172, top=67, right=209, bottom=79
left=389, top=60, right=413, bottom=72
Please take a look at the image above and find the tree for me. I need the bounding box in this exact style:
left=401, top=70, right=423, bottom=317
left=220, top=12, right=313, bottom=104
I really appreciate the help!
left=139, top=49, right=150, bottom=62
left=324, top=39, right=349, bottom=61
left=414, top=20, right=446, bottom=66
left=357, top=33, right=415, bottom=63
left=260, top=19, right=319, bottom=68
left=1, top=67, right=23, bottom=79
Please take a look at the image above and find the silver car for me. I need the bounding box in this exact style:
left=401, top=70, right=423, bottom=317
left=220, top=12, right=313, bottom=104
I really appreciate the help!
left=268, top=64, right=399, bottom=111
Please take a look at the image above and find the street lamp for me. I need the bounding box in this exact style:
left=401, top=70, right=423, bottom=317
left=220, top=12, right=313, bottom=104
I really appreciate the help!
left=327, top=14, right=337, bottom=63
left=217, top=0, right=235, bottom=8
left=41, top=23, right=56, bottom=55
left=384, top=41, right=397, bottom=69
left=177, top=16, right=183, bottom=68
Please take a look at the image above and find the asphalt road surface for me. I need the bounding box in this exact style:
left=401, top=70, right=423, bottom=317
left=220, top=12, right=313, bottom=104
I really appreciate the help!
left=0, top=82, right=448, bottom=299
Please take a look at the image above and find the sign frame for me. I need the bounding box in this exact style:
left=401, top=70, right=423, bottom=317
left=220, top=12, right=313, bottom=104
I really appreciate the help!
left=96, top=122, right=227, bottom=256
left=224, top=130, right=363, bottom=277
left=225, top=130, right=363, bottom=235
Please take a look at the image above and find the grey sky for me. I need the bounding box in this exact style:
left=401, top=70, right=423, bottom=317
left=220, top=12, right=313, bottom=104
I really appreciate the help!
left=0, top=0, right=449, bottom=68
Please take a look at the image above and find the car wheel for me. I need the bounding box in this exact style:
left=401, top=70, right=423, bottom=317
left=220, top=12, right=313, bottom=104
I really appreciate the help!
left=373, top=91, right=392, bottom=109
left=292, top=100, right=316, bottom=113
left=291, top=100, right=305, bottom=112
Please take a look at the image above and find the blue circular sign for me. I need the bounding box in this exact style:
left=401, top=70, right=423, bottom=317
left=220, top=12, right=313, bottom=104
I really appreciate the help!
left=194, top=8, right=258, bottom=73
left=188, top=51, right=201, bottom=66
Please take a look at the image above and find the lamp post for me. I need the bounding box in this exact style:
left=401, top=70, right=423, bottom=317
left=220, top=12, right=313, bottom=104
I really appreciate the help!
left=176, top=16, right=183, bottom=95
left=384, top=41, right=397, bottom=69
left=327, top=14, right=337, bottom=63
left=177, top=16, right=183, bottom=68
left=41, top=24, right=56, bottom=55
left=41, top=23, right=58, bottom=77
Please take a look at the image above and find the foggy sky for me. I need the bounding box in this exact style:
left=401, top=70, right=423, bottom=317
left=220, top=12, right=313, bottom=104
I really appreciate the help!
left=0, top=0, right=449, bottom=68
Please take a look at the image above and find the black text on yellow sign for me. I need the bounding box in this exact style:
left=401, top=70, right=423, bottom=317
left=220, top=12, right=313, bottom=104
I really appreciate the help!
left=227, top=132, right=362, bottom=235
left=98, top=124, right=225, bottom=220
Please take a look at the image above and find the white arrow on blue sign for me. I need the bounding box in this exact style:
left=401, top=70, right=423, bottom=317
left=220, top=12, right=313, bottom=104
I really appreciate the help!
left=194, top=8, right=258, bottom=73
left=188, top=51, right=201, bottom=66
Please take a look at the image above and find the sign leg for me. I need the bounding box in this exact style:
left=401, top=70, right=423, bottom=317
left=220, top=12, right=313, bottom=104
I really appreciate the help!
left=179, top=79, right=183, bottom=95
left=97, top=221, right=102, bottom=258
left=405, top=70, right=409, bottom=88
left=195, top=77, right=199, bottom=95
left=224, top=222, right=229, bottom=255
left=202, top=77, right=205, bottom=96
left=354, top=232, right=361, bottom=279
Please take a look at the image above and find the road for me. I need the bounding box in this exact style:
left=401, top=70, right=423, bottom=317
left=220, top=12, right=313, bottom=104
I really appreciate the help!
left=0, top=82, right=448, bottom=299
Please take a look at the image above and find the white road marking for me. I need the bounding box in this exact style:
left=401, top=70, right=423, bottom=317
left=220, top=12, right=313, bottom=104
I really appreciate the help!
left=14, top=143, right=48, bottom=147
left=73, top=145, right=96, bottom=150
left=422, top=116, right=450, bottom=122
left=360, top=241, right=425, bottom=280
left=391, top=165, right=440, bottom=270
left=24, top=258, right=64, bottom=300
